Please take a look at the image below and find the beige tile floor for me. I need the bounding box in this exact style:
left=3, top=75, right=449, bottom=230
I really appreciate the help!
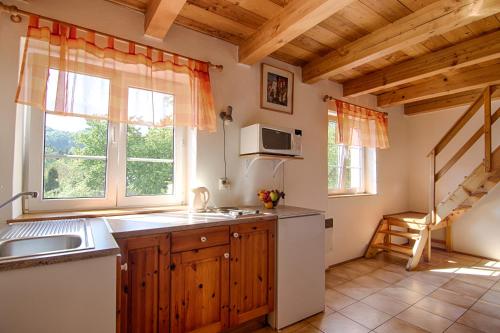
left=256, top=250, right=500, bottom=333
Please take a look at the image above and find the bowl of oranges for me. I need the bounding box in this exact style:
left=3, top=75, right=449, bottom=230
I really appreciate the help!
left=257, top=189, right=285, bottom=209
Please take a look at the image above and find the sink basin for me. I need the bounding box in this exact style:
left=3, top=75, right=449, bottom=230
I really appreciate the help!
left=0, top=219, right=94, bottom=261
left=0, top=235, right=82, bottom=258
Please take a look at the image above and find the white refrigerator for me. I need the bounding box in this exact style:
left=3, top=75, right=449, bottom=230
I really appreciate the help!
left=268, top=213, right=326, bottom=329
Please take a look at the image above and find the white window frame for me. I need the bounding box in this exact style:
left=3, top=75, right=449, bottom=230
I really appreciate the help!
left=24, top=72, right=190, bottom=212
left=328, top=113, right=377, bottom=196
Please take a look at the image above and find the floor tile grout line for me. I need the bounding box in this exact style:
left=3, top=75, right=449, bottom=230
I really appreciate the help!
left=449, top=275, right=500, bottom=331
left=336, top=311, right=384, bottom=331
left=321, top=253, right=500, bottom=333
left=335, top=275, right=414, bottom=332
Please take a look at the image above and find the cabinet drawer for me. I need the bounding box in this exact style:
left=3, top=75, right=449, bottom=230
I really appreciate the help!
left=171, top=226, right=229, bottom=252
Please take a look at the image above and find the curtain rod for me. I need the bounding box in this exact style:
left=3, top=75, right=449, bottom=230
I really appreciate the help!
left=323, top=95, right=388, bottom=115
left=0, top=1, right=223, bottom=71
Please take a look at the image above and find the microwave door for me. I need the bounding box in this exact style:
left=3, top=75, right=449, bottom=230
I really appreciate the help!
left=261, top=128, right=292, bottom=155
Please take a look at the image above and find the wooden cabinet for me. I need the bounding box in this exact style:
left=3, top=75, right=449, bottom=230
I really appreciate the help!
left=170, top=245, right=230, bottom=333
left=229, top=220, right=276, bottom=327
left=116, top=219, right=276, bottom=333
left=117, top=234, right=170, bottom=333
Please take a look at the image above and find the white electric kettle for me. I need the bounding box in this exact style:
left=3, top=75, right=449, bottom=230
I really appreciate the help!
left=191, top=187, right=210, bottom=211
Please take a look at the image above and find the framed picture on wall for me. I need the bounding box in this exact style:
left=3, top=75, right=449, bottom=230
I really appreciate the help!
left=261, top=63, right=294, bottom=114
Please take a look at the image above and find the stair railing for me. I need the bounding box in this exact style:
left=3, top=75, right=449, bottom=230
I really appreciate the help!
left=427, top=84, right=498, bottom=250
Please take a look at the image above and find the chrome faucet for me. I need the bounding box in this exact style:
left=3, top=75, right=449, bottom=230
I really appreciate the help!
left=0, top=192, right=38, bottom=210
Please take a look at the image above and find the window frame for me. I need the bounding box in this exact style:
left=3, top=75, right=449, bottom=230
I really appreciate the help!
left=327, top=113, right=377, bottom=197
left=24, top=70, right=190, bottom=212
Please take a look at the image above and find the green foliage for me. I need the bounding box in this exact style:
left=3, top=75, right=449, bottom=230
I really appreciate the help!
left=43, top=118, right=174, bottom=199
left=327, top=121, right=340, bottom=190
left=45, top=168, right=59, bottom=192
left=126, top=126, right=174, bottom=196
left=44, top=127, right=75, bottom=154
left=43, top=119, right=108, bottom=199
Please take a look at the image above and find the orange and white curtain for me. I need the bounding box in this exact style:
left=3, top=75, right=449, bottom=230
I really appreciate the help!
left=15, top=16, right=217, bottom=132
left=332, top=100, right=389, bottom=149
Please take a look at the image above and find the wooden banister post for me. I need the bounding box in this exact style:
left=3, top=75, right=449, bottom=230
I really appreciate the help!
left=426, top=226, right=432, bottom=262
left=427, top=150, right=436, bottom=263
left=445, top=225, right=453, bottom=252
left=429, top=150, right=436, bottom=225
left=484, top=86, right=492, bottom=172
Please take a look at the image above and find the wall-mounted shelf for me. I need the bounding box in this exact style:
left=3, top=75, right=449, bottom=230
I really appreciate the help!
left=240, top=153, right=304, bottom=177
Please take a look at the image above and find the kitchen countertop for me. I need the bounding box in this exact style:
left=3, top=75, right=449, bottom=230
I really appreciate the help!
left=252, top=205, right=324, bottom=219
left=0, top=205, right=323, bottom=271
left=106, top=212, right=275, bottom=239
left=106, top=205, right=324, bottom=239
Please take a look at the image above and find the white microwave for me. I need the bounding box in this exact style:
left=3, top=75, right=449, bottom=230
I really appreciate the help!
left=240, top=124, right=302, bottom=156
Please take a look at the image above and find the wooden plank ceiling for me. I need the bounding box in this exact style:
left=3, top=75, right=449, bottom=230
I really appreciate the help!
left=105, top=0, right=500, bottom=115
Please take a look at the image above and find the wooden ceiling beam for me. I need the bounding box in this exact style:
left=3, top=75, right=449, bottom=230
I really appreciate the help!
left=343, top=30, right=500, bottom=97
left=378, top=62, right=500, bottom=107
left=145, top=0, right=187, bottom=39
left=238, top=0, right=355, bottom=65
left=302, top=0, right=500, bottom=83
left=404, top=88, right=500, bottom=115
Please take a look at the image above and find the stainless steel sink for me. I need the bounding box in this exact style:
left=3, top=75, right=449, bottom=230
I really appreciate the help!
left=0, top=219, right=94, bottom=261
left=0, top=235, right=83, bottom=257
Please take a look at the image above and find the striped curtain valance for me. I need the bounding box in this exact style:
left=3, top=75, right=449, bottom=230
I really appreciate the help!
left=15, top=15, right=217, bottom=132
left=329, top=99, right=389, bottom=149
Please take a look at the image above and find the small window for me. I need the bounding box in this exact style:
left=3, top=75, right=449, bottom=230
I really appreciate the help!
left=328, top=115, right=376, bottom=196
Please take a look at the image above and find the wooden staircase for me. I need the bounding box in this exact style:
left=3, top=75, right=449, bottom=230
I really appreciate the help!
left=366, top=85, right=500, bottom=271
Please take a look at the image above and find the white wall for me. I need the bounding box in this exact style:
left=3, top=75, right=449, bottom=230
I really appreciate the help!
left=406, top=101, right=500, bottom=259
left=0, top=0, right=410, bottom=266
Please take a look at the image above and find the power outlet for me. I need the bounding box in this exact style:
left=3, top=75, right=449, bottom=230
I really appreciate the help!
left=218, top=177, right=231, bottom=191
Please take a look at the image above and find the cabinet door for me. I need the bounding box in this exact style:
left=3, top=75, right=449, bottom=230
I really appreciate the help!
left=117, top=234, right=170, bottom=333
left=229, top=219, right=276, bottom=327
left=171, top=245, right=230, bottom=333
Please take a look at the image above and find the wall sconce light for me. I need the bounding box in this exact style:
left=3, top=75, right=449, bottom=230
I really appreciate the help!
left=219, top=105, right=233, bottom=123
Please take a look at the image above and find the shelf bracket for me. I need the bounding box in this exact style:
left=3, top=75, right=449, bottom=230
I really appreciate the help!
left=244, top=157, right=260, bottom=177
left=272, top=159, right=286, bottom=177
left=241, top=153, right=303, bottom=177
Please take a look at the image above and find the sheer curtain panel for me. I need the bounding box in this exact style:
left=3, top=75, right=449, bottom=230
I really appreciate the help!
left=332, top=100, right=389, bottom=149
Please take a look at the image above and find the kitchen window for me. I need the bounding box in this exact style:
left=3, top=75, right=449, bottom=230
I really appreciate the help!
left=328, top=113, right=377, bottom=196
left=25, top=71, right=189, bottom=211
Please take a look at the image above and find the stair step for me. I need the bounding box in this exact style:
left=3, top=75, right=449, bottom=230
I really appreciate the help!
left=456, top=204, right=472, bottom=210
left=372, top=243, right=413, bottom=256
left=387, top=219, right=428, bottom=230
left=488, top=173, right=500, bottom=183
left=470, top=191, right=487, bottom=199
left=383, top=212, right=429, bottom=231
left=379, top=230, right=421, bottom=240
left=384, top=212, right=427, bottom=222
left=465, top=191, right=487, bottom=205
